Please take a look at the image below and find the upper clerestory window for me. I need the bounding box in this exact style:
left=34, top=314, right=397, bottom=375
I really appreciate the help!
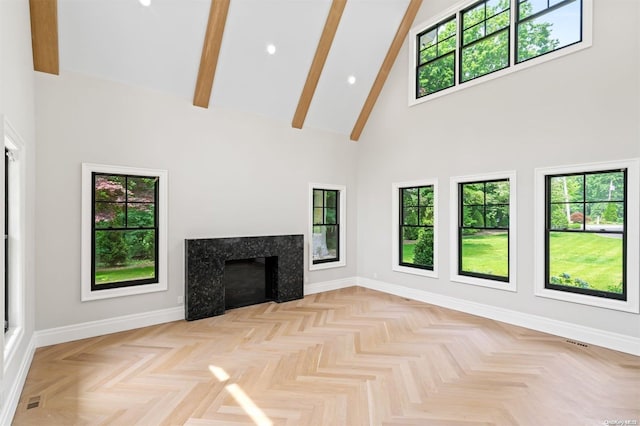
left=410, top=0, right=591, bottom=104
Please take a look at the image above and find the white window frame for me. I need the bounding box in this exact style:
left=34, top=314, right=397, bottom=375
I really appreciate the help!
left=450, top=171, right=517, bottom=292
left=308, top=183, right=346, bottom=271
left=392, top=179, right=438, bottom=278
left=534, top=159, right=640, bottom=313
left=81, top=163, right=168, bottom=301
left=2, top=117, right=26, bottom=371
left=408, top=0, right=593, bottom=106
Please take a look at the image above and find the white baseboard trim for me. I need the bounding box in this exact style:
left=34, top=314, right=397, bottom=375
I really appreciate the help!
left=35, top=306, right=184, bottom=348
left=304, top=277, right=356, bottom=295
left=357, top=277, right=640, bottom=356
left=0, top=334, right=36, bottom=426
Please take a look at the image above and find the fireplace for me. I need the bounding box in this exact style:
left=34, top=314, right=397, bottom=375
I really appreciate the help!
left=184, top=235, right=303, bottom=321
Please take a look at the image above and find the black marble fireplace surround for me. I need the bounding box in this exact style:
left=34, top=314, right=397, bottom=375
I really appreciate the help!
left=185, top=235, right=304, bottom=321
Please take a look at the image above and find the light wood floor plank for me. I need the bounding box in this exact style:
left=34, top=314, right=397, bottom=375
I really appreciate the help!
left=13, top=287, right=640, bottom=425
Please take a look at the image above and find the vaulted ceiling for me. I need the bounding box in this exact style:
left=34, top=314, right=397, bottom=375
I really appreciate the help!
left=29, top=0, right=423, bottom=140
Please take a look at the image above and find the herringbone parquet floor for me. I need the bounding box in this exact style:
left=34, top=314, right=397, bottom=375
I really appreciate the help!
left=13, top=287, right=640, bottom=425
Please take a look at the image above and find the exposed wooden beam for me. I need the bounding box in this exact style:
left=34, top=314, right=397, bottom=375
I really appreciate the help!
left=193, top=0, right=231, bottom=108
left=29, top=0, right=59, bottom=75
left=350, top=0, right=422, bottom=141
left=292, top=0, right=347, bottom=129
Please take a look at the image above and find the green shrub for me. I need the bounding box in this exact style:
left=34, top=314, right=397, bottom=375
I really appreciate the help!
left=413, top=228, right=433, bottom=267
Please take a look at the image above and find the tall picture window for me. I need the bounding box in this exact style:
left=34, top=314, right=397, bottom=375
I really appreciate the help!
left=459, top=179, right=510, bottom=281
left=92, top=173, right=158, bottom=290
left=309, top=184, right=346, bottom=271
left=534, top=160, right=639, bottom=313
left=400, top=185, right=435, bottom=270
left=450, top=172, right=516, bottom=291
left=545, top=170, right=626, bottom=300
left=82, top=164, right=168, bottom=301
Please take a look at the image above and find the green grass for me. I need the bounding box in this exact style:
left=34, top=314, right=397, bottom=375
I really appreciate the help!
left=461, top=232, right=508, bottom=277
left=95, top=262, right=155, bottom=284
left=549, top=232, right=622, bottom=292
left=402, top=243, right=416, bottom=263
left=402, top=231, right=623, bottom=292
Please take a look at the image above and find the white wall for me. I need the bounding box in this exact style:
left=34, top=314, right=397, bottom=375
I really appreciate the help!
left=34, top=71, right=358, bottom=330
left=356, top=0, right=640, bottom=338
left=0, top=0, right=37, bottom=418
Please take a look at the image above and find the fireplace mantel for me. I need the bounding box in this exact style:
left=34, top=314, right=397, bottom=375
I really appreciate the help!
left=184, top=234, right=304, bottom=321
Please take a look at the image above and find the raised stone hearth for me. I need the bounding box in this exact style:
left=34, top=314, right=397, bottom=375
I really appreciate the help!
left=184, top=234, right=304, bottom=321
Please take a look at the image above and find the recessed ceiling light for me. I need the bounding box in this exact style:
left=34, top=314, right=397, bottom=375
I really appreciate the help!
left=347, top=75, right=356, bottom=85
left=266, top=44, right=276, bottom=55
left=139, top=0, right=151, bottom=6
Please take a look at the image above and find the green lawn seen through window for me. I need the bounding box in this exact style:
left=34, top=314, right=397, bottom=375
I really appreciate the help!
left=403, top=231, right=622, bottom=292
left=95, top=261, right=155, bottom=285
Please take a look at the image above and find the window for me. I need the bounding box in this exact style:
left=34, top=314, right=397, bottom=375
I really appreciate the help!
left=4, top=148, right=8, bottom=333
left=3, top=116, right=26, bottom=363
left=82, top=164, right=168, bottom=301
left=461, top=0, right=510, bottom=82
left=410, top=0, right=592, bottom=104
left=392, top=179, right=438, bottom=278
left=535, top=160, right=639, bottom=313
left=517, top=0, right=582, bottom=63
left=416, top=16, right=456, bottom=97
left=450, top=172, right=516, bottom=291
left=309, top=184, right=346, bottom=270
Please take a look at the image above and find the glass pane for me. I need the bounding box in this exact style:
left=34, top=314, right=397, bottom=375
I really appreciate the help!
left=548, top=231, right=623, bottom=295
left=487, top=0, right=509, bottom=15
left=462, top=183, right=485, bottom=205
left=325, top=190, right=337, bottom=208
left=417, top=53, right=455, bottom=97
left=402, top=225, right=420, bottom=244
left=419, top=28, right=437, bottom=50
left=402, top=188, right=419, bottom=207
left=419, top=186, right=434, bottom=206
left=461, top=229, right=508, bottom=278
left=565, top=202, right=585, bottom=230
left=128, top=203, right=155, bottom=227
left=519, top=0, right=548, bottom=20
left=486, top=205, right=509, bottom=228
left=94, top=230, right=156, bottom=285
left=586, top=202, right=624, bottom=230
left=485, top=181, right=509, bottom=204
left=403, top=207, right=418, bottom=226
left=312, top=225, right=338, bottom=261
left=463, top=24, right=485, bottom=45
left=463, top=3, right=485, bottom=30
left=439, top=18, right=457, bottom=39
left=420, top=46, right=437, bottom=64
left=419, top=207, right=434, bottom=226
left=313, top=207, right=323, bottom=225
left=517, top=0, right=581, bottom=62
left=94, top=175, right=126, bottom=202
left=95, top=202, right=125, bottom=228
left=486, top=10, right=510, bottom=35
left=461, top=30, right=509, bottom=82
left=549, top=203, right=570, bottom=230
left=127, top=176, right=156, bottom=202
left=408, top=228, right=434, bottom=267
left=440, top=35, right=456, bottom=55
left=325, top=208, right=337, bottom=225
left=313, top=190, right=323, bottom=208
left=401, top=227, right=417, bottom=264
left=585, top=171, right=625, bottom=202
left=550, top=175, right=584, bottom=203
left=463, top=205, right=485, bottom=227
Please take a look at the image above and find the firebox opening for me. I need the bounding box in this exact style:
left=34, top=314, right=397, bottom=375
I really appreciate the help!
left=223, top=257, right=276, bottom=310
